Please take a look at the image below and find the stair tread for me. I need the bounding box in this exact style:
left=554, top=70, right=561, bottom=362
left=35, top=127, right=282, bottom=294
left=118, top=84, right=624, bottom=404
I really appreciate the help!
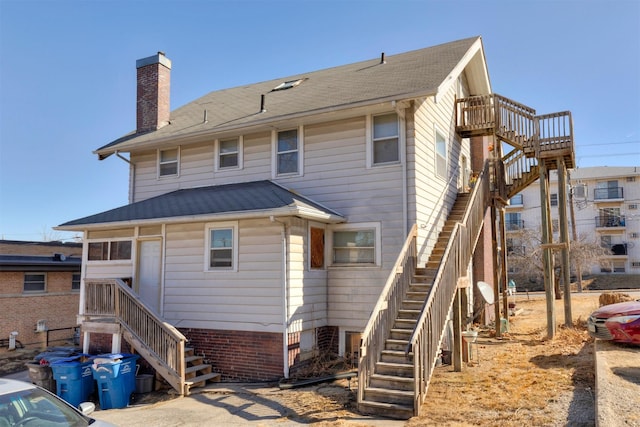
left=184, top=355, right=203, bottom=363
left=359, top=399, right=413, bottom=410
left=376, top=361, right=413, bottom=368
left=185, top=364, right=211, bottom=374
left=185, top=372, right=221, bottom=385
left=365, top=386, right=414, bottom=397
left=371, top=373, right=414, bottom=382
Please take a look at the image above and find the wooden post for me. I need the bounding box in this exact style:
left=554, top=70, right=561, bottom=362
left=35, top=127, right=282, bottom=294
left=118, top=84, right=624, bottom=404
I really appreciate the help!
left=539, top=162, right=556, bottom=338
left=558, top=158, right=573, bottom=326
left=491, top=203, right=501, bottom=337
left=499, top=207, right=509, bottom=330
left=452, top=289, right=462, bottom=371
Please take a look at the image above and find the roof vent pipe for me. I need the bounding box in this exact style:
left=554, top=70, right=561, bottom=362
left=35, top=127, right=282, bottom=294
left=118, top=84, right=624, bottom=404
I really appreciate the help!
left=203, top=109, right=208, bottom=123
left=380, top=52, right=386, bottom=64
left=260, top=94, right=266, bottom=113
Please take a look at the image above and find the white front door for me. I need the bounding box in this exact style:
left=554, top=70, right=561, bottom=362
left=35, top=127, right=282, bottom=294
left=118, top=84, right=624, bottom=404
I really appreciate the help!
left=137, top=239, right=162, bottom=314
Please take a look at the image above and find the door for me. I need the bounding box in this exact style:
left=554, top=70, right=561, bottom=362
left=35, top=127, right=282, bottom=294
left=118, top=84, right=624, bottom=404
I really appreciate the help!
left=137, top=239, right=162, bottom=314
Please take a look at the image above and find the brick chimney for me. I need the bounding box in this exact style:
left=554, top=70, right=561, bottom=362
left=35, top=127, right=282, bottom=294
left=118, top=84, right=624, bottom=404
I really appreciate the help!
left=136, top=52, right=171, bottom=133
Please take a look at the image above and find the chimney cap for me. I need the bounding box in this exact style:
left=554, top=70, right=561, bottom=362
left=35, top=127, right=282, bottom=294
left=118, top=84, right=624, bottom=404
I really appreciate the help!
left=136, top=52, right=172, bottom=70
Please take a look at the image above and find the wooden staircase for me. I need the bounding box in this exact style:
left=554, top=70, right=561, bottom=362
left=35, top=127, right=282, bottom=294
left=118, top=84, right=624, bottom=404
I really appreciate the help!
left=183, top=347, right=220, bottom=394
left=359, top=194, right=471, bottom=419
left=82, top=278, right=221, bottom=396
left=359, top=93, right=574, bottom=420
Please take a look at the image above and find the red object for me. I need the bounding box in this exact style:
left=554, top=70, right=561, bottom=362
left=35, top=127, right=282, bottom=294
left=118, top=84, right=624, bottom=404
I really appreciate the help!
left=587, top=299, right=640, bottom=345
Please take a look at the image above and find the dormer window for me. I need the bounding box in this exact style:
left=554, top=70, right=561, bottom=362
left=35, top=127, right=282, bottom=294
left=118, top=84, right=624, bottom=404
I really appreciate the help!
left=272, top=78, right=306, bottom=92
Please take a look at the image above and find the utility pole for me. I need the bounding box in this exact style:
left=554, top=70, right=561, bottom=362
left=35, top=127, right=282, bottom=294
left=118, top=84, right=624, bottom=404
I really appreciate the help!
left=568, top=170, right=583, bottom=292
left=558, top=158, right=572, bottom=326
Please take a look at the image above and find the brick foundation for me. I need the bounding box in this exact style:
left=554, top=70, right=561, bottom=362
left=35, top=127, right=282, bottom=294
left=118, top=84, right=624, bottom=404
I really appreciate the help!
left=181, top=328, right=284, bottom=381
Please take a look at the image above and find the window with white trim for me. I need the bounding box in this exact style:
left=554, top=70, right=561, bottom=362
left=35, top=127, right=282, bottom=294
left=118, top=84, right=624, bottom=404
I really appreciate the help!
left=24, top=273, right=46, bottom=293
left=372, top=113, right=399, bottom=165
left=331, top=223, right=380, bottom=266
left=205, top=222, right=238, bottom=271
left=435, top=129, right=447, bottom=178
left=217, top=137, right=241, bottom=169
left=159, top=147, right=179, bottom=177
left=550, top=193, right=558, bottom=207
left=276, top=129, right=300, bottom=175
left=88, top=241, right=132, bottom=261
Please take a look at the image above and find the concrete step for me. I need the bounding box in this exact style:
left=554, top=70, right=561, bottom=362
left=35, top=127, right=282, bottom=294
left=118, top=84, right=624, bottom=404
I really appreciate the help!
left=358, top=399, right=413, bottom=420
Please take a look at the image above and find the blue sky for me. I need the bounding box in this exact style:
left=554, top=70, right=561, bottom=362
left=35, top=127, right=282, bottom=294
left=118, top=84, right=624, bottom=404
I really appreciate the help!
left=1, top=0, right=639, bottom=242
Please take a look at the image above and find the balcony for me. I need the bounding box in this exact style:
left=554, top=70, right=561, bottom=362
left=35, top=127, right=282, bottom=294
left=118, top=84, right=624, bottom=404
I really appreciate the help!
left=594, top=187, right=624, bottom=201
left=508, top=194, right=523, bottom=207
left=595, top=215, right=626, bottom=229
left=505, top=219, right=525, bottom=231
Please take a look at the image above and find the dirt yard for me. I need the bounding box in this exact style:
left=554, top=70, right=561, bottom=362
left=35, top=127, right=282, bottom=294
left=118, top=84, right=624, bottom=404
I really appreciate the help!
left=2, top=288, right=637, bottom=426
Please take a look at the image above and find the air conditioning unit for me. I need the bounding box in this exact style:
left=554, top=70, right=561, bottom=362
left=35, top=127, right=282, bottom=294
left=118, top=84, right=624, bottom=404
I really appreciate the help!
left=573, top=183, right=586, bottom=199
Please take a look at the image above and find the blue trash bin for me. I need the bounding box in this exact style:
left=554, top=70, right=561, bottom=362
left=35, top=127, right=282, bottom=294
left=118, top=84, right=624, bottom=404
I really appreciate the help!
left=91, top=354, right=139, bottom=409
left=50, top=356, right=94, bottom=408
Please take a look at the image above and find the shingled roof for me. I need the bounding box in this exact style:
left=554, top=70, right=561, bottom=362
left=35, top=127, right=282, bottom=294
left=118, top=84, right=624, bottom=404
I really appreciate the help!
left=96, top=36, right=486, bottom=157
left=58, top=180, right=344, bottom=229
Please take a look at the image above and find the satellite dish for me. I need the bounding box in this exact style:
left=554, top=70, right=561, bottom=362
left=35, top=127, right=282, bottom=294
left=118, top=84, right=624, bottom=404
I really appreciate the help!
left=477, top=281, right=494, bottom=304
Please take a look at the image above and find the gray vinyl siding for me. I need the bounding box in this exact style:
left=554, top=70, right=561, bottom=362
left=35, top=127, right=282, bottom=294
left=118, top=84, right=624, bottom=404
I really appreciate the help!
left=124, top=102, right=462, bottom=332
left=411, top=86, right=466, bottom=265
left=162, top=219, right=284, bottom=333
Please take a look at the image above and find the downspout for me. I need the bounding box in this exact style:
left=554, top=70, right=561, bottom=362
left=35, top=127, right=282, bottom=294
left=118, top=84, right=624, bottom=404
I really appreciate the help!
left=394, top=101, right=409, bottom=233
left=271, top=216, right=289, bottom=379
left=115, top=151, right=135, bottom=203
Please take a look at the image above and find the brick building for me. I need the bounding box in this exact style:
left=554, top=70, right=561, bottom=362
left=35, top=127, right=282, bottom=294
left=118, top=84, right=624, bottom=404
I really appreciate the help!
left=0, top=240, right=82, bottom=348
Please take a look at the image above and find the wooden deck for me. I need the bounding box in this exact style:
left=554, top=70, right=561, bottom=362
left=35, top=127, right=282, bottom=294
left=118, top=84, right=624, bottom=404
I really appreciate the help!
left=456, top=94, right=574, bottom=169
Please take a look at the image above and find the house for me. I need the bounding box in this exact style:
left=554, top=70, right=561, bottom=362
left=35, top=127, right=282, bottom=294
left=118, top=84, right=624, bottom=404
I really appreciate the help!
left=0, top=240, right=82, bottom=349
left=57, top=36, right=574, bottom=418
left=507, top=166, right=640, bottom=276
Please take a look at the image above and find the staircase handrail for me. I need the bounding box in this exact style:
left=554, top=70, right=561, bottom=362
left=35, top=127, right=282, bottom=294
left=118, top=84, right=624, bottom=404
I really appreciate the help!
left=358, top=224, right=418, bottom=405
left=405, top=161, right=490, bottom=416
left=83, top=278, right=186, bottom=395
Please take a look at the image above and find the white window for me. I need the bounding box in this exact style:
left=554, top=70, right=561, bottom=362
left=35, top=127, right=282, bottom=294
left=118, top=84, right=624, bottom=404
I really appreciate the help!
left=205, top=222, right=238, bottom=271
left=72, top=273, right=81, bottom=291
left=435, top=129, right=447, bottom=179
left=330, top=223, right=381, bottom=266
left=550, top=193, right=558, bottom=207
left=87, top=241, right=132, bottom=261
left=158, top=147, right=179, bottom=177
left=372, top=113, right=399, bottom=165
left=217, top=137, right=242, bottom=170
left=24, top=273, right=46, bottom=293
left=273, top=127, right=303, bottom=176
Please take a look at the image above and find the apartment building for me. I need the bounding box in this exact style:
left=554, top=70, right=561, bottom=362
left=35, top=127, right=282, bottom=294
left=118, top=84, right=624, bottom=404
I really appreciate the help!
left=507, top=166, right=640, bottom=275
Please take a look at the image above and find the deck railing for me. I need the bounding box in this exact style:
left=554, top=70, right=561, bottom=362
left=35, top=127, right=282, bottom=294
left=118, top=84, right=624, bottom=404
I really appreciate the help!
left=536, top=111, right=573, bottom=155
left=456, top=95, right=574, bottom=169
left=358, top=224, right=417, bottom=406
left=406, top=161, right=489, bottom=416
left=84, top=278, right=186, bottom=394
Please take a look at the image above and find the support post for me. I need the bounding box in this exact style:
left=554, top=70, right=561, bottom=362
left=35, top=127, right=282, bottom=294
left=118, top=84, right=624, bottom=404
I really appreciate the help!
left=499, top=207, right=509, bottom=330
left=539, top=163, right=556, bottom=338
left=558, top=158, right=572, bottom=326
left=491, top=203, right=502, bottom=337
left=452, top=289, right=462, bottom=371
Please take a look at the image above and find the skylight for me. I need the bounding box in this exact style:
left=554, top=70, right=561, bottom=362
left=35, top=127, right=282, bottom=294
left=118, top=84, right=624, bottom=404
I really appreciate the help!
left=272, top=78, right=306, bottom=92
